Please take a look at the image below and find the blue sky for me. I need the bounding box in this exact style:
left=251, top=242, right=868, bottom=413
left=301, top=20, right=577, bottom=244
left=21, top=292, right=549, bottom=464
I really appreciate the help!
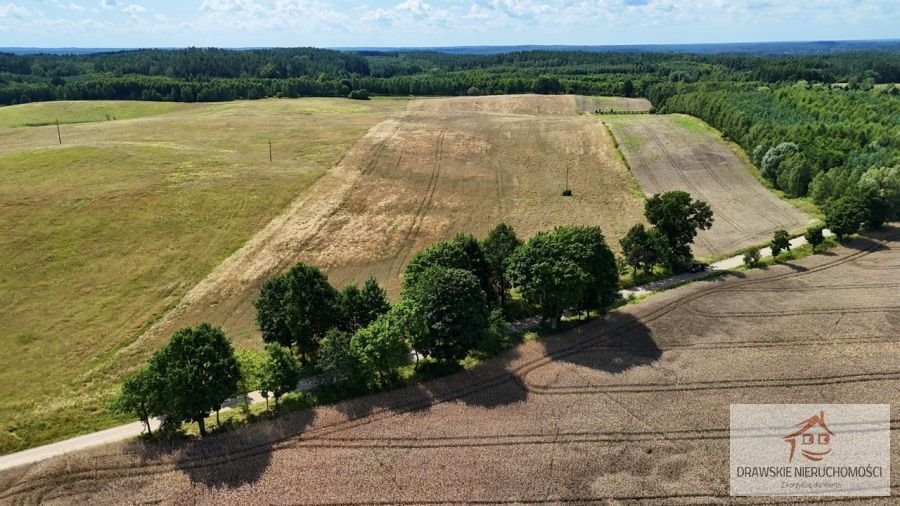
left=1, top=1, right=898, bottom=48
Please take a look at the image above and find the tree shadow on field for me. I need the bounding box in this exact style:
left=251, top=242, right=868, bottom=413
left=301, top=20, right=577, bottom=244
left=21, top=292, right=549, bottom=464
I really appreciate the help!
left=552, top=313, right=661, bottom=375
left=847, top=227, right=896, bottom=252
left=396, top=346, right=527, bottom=409
left=776, top=262, right=808, bottom=272
left=448, top=345, right=530, bottom=409
left=330, top=381, right=435, bottom=421
left=128, top=409, right=316, bottom=489
left=176, top=409, right=316, bottom=488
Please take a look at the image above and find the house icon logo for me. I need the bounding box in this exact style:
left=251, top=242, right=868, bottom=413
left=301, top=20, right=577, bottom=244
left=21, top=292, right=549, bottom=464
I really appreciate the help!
left=783, top=410, right=834, bottom=463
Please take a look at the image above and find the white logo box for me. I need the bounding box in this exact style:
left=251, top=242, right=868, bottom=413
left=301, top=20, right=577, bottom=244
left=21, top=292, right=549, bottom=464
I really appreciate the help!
left=730, top=404, right=890, bottom=497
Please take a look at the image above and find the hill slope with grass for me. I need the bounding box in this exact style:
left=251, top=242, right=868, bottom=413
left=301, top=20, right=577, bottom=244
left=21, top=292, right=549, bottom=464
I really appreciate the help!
left=0, top=98, right=405, bottom=454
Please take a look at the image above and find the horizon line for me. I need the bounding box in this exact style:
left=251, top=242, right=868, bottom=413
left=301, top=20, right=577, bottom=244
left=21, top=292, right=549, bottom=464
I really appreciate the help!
left=3, top=37, right=900, bottom=52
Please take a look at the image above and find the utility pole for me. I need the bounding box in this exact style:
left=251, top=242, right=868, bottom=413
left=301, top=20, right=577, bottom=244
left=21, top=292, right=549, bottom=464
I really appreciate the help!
left=566, top=166, right=569, bottom=192
left=56, top=118, right=62, bottom=145
left=269, top=140, right=272, bottom=162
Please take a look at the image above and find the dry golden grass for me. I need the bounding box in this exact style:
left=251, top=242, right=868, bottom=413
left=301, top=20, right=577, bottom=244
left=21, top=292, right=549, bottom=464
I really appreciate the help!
left=407, top=94, right=581, bottom=115
left=127, top=95, right=646, bottom=359
left=2, top=229, right=897, bottom=504
left=0, top=98, right=406, bottom=454
left=576, top=95, right=652, bottom=112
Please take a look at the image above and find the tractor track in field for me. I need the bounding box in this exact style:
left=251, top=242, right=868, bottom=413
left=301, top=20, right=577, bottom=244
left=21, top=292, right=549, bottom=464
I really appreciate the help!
left=606, top=115, right=811, bottom=258
left=637, top=120, right=722, bottom=253
left=4, top=230, right=897, bottom=503
left=2, top=93, right=891, bottom=504
left=392, top=128, right=446, bottom=275
left=524, top=370, right=900, bottom=395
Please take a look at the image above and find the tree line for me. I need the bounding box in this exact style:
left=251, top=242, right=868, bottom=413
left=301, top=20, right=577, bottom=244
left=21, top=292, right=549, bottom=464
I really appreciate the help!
left=656, top=80, right=899, bottom=229
left=112, top=182, right=894, bottom=437
left=113, top=191, right=720, bottom=437
left=4, top=47, right=900, bottom=105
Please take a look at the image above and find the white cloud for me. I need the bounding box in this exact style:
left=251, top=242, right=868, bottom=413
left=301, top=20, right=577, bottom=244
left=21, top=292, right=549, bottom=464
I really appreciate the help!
left=489, top=0, right=552, bottom=17
left=3, top=0, right=900, bottom=47
left=122, top=4, right=146, bottom=15
left=50, top=0, right=88, bottom=12
left=0, top=3, right=30, bottom=18
left=200, top=0, right=264, bottom=15
left=364, top=0, right=452, bottom=27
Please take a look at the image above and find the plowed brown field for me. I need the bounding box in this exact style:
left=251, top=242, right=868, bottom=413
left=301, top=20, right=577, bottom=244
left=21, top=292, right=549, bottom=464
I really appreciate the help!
left=604, top=114, right=812, bottom=258
left=3, top=228, right=897, bottom=504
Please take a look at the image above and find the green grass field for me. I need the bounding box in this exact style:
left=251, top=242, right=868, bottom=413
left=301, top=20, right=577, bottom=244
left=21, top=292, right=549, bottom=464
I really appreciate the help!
left=0, top=98, right=406, bottom=454
left=0, top=100, right=187, bottom=128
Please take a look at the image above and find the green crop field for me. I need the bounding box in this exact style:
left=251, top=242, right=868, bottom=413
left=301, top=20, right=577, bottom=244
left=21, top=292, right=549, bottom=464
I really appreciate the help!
left=0, top=98, right=406, bottom=454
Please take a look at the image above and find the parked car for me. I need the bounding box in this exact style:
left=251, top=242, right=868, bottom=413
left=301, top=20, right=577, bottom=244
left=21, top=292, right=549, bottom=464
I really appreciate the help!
left=688, top=263, right=708, bottom=273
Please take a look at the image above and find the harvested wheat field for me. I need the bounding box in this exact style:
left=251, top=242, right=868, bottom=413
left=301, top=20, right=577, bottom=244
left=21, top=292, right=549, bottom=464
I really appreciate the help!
left=576, top=95, right=652, bottom=113
left=133, top=94, right=645, bottom=358
left=604, top=114, right=813, bottom=258
left=409, top=94, right=651, bottom=115
left=407, top=94, right=583, bottom=115
left=3, top=228, right=897, bottom=504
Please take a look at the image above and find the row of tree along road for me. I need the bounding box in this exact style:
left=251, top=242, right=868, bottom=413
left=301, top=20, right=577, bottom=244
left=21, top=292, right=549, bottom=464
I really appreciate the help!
left=112, top=188, right=887, bottom=439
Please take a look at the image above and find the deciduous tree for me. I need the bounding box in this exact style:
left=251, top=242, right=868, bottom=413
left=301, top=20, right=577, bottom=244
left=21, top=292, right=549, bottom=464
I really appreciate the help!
left=350, top=308, right=413, bottom=385
left=255, top=262, right=340, bottom=363
left=770, top=229, right=792, bottom=257
left=620, top=224, right=668, bottom=275
left=316, top=328, right=357, bottom=384
left=404, top=267, right=488, bottom=362
left=826, top=192, right=871, bottom=240
left=152, top=323, right=240, bottom=436
left=644, top=191, right=714, bottom=266
left=338, top=277, right=390, bottom=333
left=743, top=248, right=762, bottom=268
left=553, top=225, right=619, bottom=311
left=804, top=225, right=825, bottom=252
left=506, top=229, right=590, bottom=327
left=481, top=223, right=522, bottom=310
left=403, top=235, right=493, bottom=304
left=111, top=367, right=162, bottom=436
left=260, top=343, right=302, bottom=409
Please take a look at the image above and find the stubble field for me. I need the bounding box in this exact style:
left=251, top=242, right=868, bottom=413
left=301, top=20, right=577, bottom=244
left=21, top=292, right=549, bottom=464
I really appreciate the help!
left=604, top=114, right=812, bottom=258
left=3, top=228, right=896, bottom=504
left=131, top=95, right=647, bottom=362
left=409, top=94, right=652, bottom=115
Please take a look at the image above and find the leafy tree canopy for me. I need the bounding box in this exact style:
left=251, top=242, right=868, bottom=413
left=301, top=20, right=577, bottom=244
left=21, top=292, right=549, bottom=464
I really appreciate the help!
left=151, top=323, right=240, bottom=436
left=644, top=191, right=714, bottom=264
left=404, top=266, right=488, bottom=362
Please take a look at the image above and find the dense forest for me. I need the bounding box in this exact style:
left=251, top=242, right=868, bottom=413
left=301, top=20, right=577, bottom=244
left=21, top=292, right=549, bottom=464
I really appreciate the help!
left=4, top=47, right=900, bottom=103
left=2, top=47, right=898, bottom=217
